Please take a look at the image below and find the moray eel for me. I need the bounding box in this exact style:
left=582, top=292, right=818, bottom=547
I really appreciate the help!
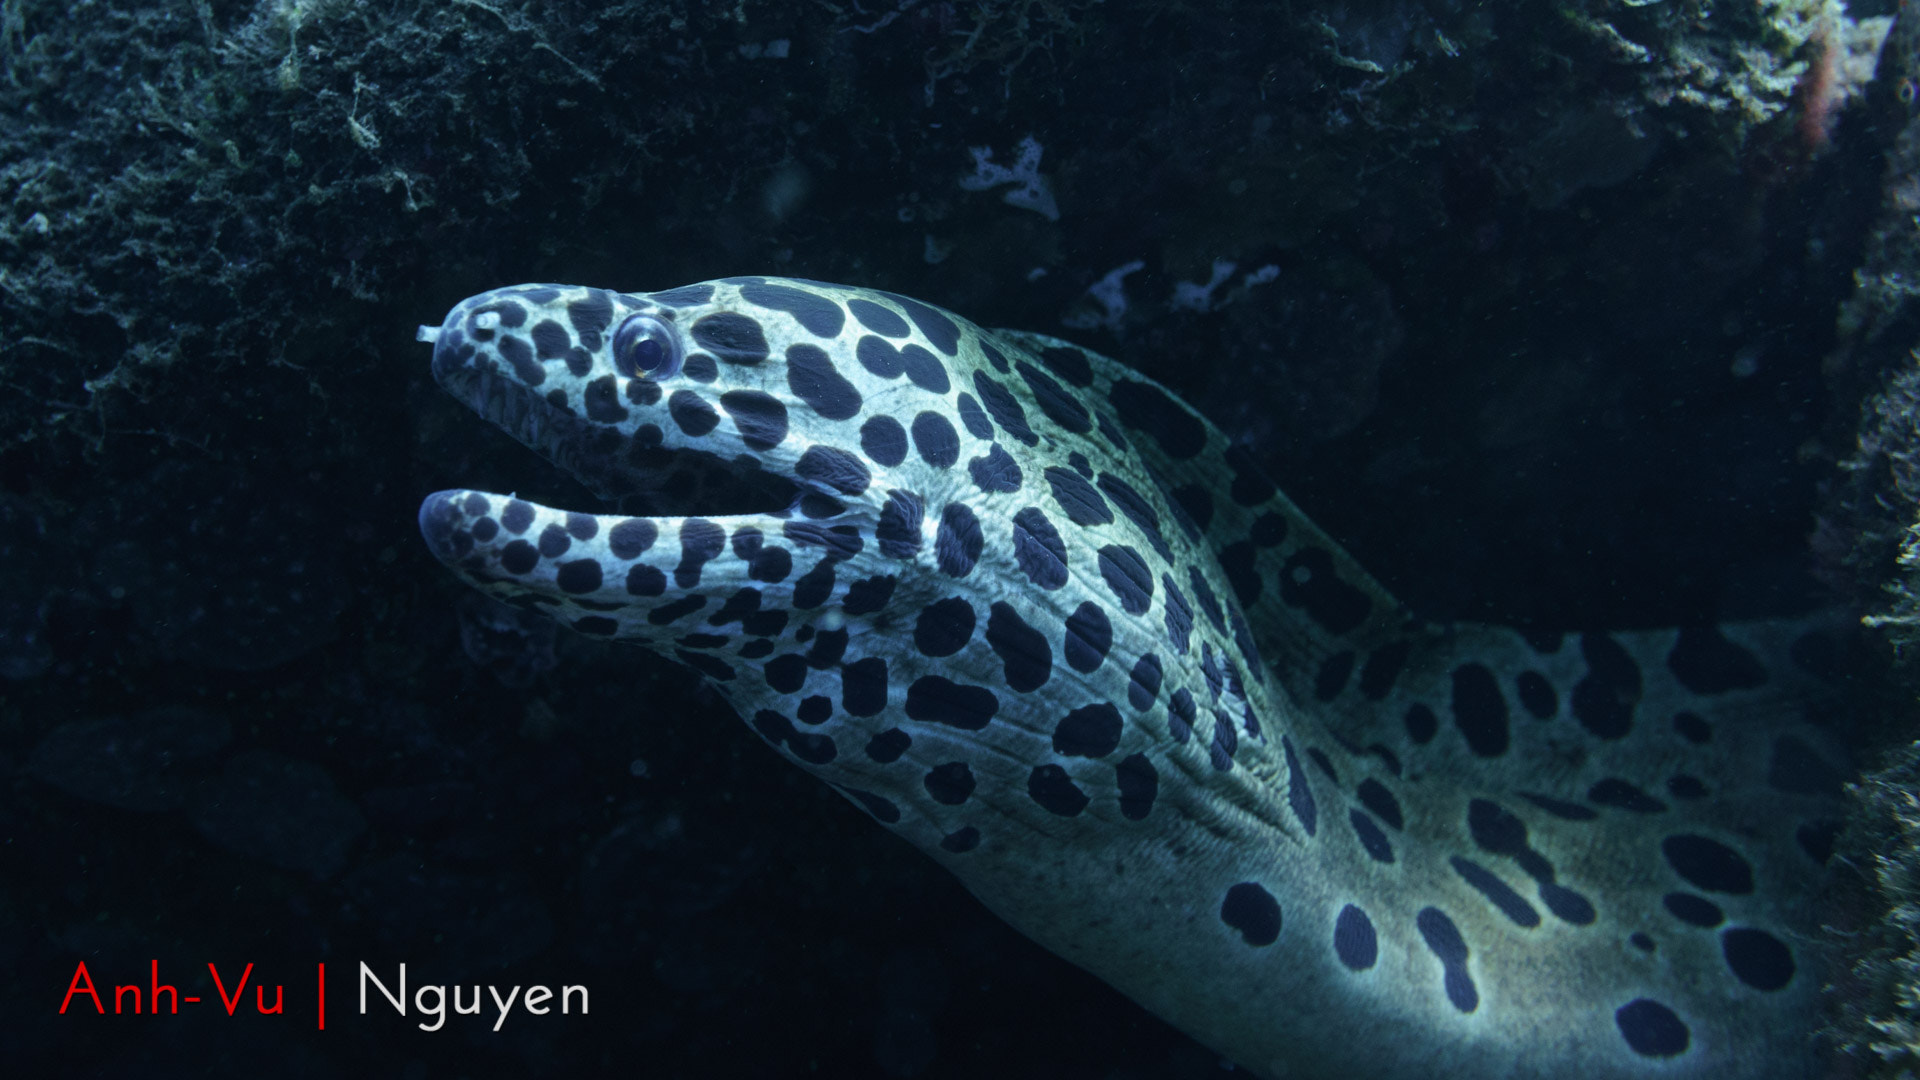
left=416, top=277, right=1847, bottom=1079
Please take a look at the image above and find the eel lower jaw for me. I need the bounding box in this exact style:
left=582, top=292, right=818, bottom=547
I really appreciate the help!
left=415, top=484, right=845, bottom=630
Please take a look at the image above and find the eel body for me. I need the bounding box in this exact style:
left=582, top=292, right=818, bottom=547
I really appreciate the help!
left=416, top=277, right=1847, bottom=1078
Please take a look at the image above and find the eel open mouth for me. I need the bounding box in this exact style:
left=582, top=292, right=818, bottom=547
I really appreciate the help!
left=427, top=326, right=804, bottom=520
left=415, top=298, right=871, bottom=640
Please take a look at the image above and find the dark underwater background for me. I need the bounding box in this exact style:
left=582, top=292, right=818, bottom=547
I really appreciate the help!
left=1, top=1, right=1913, bottom=1076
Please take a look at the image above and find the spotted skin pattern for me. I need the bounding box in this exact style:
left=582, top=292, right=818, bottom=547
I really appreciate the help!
left=417, top=277, right=1846, bottom=1079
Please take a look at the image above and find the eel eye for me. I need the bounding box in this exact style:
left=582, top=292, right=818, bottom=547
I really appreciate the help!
left=611, top=313, right=681, bottom=379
